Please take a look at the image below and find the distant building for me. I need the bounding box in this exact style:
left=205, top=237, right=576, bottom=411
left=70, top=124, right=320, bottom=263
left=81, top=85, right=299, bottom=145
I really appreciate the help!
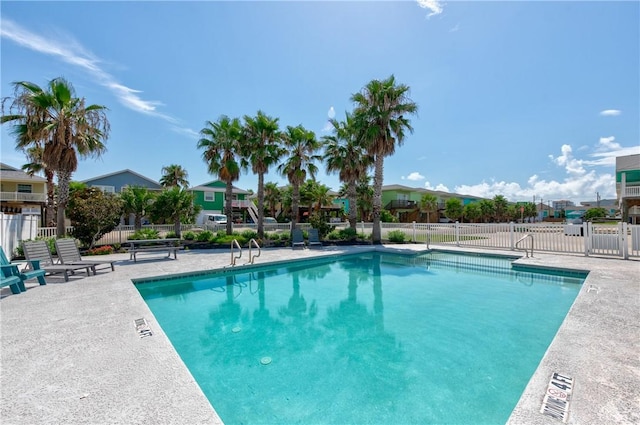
left=0, top=163, right=47, bottom=221
left=616, top=154, right=640, bottom=224
left=82, top=169, right=162, bottom=193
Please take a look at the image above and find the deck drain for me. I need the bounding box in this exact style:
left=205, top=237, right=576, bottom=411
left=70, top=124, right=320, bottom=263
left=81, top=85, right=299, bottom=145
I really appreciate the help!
left=134, top=318, right=153, bottom=338
left=260, top=357, right=272, bottom=365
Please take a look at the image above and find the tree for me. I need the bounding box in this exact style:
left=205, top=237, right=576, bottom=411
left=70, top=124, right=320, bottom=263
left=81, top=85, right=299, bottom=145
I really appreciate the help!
left=420, top=193, right=438, bottom=224
left=351, top=75, right=418, bottom=244
left=21, top=144, right=56, bottom=226
left=198, top=116, right=244, bottom=234
left=149, top=187, right=200, bottom=238
left=324, top=112, right=372, bottom=231
left=120, top=186, right=155, bottom=230
left=493, top=195, right=508, bottom=223
left=242, top=111, right=283, bottom=239
left=585, top=207, right=608, bottom=221
left=67, top=187, right=122, bottom=249
left=159, top=164, right=189, bottom=189
left=479, top=199, right=495, bottom=223
left=278, top=125, right=321, bottom=229
left=1, top=78, right=110, bottom=238
left=264, top=182, right=282, bottom=219
left=444, top=198, right=463, bottom=222
left=463, top=202, right=482, bottom=223
left=356, top=176, right=373, bottom=222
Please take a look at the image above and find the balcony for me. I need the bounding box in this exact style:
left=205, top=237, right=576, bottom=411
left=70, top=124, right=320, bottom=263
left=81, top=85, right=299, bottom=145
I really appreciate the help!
left=385, top=200, right=418, bottom=210
left=622, top=186, right=640, bottom=199
left=231, top=200, right=254, bottom=208
left=0, top=192, right=46, bottom=203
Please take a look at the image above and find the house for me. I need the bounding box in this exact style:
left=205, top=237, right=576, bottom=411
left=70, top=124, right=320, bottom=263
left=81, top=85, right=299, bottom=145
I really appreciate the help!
left=189, top=181, right=252, bottom=224
left=0, top=163, right=47, bottom=220
left=81, top=169, right=163, bottom=193
left=381, top=184, right=486, bottom=223
left=616, top=154, right=640, bottom=224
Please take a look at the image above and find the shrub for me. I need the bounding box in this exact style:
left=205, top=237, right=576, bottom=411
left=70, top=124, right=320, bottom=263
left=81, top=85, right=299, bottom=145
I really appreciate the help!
left=165, top=231, right=178, bottom=239
left=380, top=210, right=398, bottom=223
left=387, top=230, right=406, bottom=243
left=196, top=230, right=214, bottom=242
left=308, top=212, right=335, bottom=238
left=86, top=245, right=114, bottom=256
left=339, top=227, right=358, bottom=240
left=241, top=229, right=258, bottom=240
left=326, top=230, right=341, bottom=240
left=128, top=228, right=160, bottom=240
left=183, top=231, right=196, bottom=241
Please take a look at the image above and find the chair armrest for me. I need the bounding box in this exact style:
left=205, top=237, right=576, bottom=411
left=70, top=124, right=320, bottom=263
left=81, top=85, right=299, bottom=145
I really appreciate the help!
left=0, top=264, right=21, bottom=276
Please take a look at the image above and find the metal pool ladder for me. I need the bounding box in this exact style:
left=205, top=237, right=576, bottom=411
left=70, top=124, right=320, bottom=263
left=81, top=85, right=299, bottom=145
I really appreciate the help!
left=246, top=238, right=261, bottom=264
left=230, top=239, right=242, bottom=265
left=515, top=233, right=534, bottom=258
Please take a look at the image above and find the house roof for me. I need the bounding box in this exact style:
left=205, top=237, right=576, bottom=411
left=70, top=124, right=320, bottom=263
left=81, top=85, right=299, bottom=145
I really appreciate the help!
left=381, top=184, right=488, bottom=200
left=0, top=163, right=47, bottom=183
left=190, top=181, right=250, bottom=194
left=81, top=169, right=161, bottom=186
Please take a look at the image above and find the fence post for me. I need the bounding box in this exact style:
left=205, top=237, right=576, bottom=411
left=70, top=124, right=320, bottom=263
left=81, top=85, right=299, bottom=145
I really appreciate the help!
left=584, top=222, right=591, bottom=256
left=621, top=222, right=628, bottom=260
left=455, top=221, right=460, bottom=247
left=509, top=222, right=515, bottom=250
left=118, top=224, right=123, bottom=245
left=412, top=221, right=416, bottom=243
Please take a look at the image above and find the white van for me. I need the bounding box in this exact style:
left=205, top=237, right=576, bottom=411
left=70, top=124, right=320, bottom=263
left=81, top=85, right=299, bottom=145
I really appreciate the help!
left=204, top=214, right=227, bottom=225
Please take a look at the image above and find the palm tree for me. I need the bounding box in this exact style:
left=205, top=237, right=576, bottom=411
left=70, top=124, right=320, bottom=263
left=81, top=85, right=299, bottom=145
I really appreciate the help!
left=242, top=111, right=283, bottom=238
left=324, top=112, right=372, bottom=231
left=150, top=187, right=200, bottom=238
left=351, top=75, right=418, bottom=244
left=120, top=186, right=155, bottom=230
left=264, top=182, right=281, bottom=219
left=278, top=125, right=321, bottom=229
left=198, top=116, right=244, bottom=234
left=21, top=144, right=56, bottom=226
left=1, top=78, right=110, bottom=238
left=159, top=164, right=189, bottom=189
left=493, top=195, right=509, bottom=223
left=420, top=193, right=438, bottom=224
left=479, top=199, right=495, bottom=223
left=356, top=175, right=373, bottom=222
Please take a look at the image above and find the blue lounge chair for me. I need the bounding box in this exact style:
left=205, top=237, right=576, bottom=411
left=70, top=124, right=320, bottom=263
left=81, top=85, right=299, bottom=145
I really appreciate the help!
left=291, top=228, right=306, bottom=249
left=0, top=245, right=47, bottom=291
left=0, top=271, right=23, bottom=295
left=307, top=228, right=323, bottom=249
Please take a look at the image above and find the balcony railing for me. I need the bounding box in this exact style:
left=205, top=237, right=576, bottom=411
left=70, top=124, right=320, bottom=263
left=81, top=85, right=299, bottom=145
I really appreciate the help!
left=231, top=200, right=254, bottom=208
left=622, top=186, right=640, bottom=198
left=0, top=192, right=46, bottom=202
left=385, top=200, right=418, bottom=210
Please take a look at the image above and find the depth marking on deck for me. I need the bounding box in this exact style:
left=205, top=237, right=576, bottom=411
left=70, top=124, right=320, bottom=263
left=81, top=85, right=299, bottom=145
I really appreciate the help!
left=134, top=318, right=153, bottom=338
left=540, top=372, right=574, bottom=423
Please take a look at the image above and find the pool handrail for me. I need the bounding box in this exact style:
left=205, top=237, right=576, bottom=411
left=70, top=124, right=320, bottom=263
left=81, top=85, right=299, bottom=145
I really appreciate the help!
left=515, top=233, right=534, bottom=258
left=246, top=238, right=261, bottom=264
left=230, top=239, right=242, bottom=266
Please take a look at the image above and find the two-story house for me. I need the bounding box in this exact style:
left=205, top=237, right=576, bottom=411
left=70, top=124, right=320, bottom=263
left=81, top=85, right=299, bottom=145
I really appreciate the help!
left=0, top=163, right=47, bottom=221
left=190, top=181, right=252, bottom=224
left=81, top=169, right=163, bottom=193
left=616, top=154, right=640, bottom=224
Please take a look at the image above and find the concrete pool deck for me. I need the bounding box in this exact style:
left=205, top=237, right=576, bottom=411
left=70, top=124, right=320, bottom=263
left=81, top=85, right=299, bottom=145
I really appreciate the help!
left=1, top=244, right=638, bottom=424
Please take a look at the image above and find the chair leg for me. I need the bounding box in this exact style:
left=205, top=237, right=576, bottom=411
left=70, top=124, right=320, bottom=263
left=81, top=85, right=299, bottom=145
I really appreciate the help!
left=10, top=283, right=22, bottom=294
left=37, top=275, right=46, bottom=285
left=63, top=271, right=69, bottom=282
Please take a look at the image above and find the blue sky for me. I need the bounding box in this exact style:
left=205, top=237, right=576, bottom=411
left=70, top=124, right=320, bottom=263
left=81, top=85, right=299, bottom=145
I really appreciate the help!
left=1, top=0, right=638, bottom=205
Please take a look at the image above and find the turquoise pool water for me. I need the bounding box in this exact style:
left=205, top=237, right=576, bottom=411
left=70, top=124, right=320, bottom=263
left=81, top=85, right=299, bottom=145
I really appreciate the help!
left=136, top=252, right=585, bottom=425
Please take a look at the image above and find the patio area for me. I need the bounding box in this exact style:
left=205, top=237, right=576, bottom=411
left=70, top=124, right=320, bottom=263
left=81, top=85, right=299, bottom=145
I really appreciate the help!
left=1, top=245, right=638, bottom=424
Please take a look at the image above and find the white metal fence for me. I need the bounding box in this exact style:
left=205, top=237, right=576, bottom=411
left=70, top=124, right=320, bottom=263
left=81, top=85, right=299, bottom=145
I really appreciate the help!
left=17, top=220, right=640, bottom=261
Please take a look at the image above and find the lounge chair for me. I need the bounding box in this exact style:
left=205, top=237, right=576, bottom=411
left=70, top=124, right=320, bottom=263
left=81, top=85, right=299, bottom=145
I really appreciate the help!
left=22, top=240, right=93, bottom=282
left=0, top=271, right=22, bottom=295
left=55, top=238, right=115, bottom=273
left=291, top=228, right=306, bottom=249
left=0, top=246, right=47, bottom=291
left=307, top=228, right=323, bottom=249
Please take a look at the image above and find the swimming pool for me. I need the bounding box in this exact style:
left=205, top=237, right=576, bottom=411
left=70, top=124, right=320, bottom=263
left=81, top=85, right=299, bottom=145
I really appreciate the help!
left=135, top=251, right=586, bottom=425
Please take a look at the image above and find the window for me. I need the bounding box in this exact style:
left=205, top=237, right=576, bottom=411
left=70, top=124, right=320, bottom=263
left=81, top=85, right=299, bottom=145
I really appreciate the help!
left=93, top=185, right=115, bottom=193
left=17, top=184, right=32, bottom=193
left=204, top=192, right=215, bottom=202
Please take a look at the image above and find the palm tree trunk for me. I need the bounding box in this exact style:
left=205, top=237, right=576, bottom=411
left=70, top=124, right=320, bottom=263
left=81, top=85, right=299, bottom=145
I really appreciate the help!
left=45, top=169, right=56, bottom=227
left=291, top=183, right=300, bottom=230
left=347, top=181, right=357, bottom=231
left=257, top=173, right=265, bottom=239
left=56, top=170, right=72, bottom=238
left=371, top=155, right=384, bottom=244
left=225, top=181, right=233, bottom=235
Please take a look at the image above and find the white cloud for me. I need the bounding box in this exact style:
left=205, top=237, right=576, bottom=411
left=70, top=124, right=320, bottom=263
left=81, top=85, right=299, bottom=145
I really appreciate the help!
left=405, top=172, right=425, bottom=181
left=599, top=109, right=621, bottom=116
left=549, top=144, right=585, bottom=175
left=449, top=23, right=460, bottom=33
left=597, top=136, right=621, bottom=151
left=1, top=18, right=174, bottom=123
left=327, top=106, right=335, bottom=119
left=424, top=181, right=450, bottom=192
left=416, top=0, right=444, bottom=17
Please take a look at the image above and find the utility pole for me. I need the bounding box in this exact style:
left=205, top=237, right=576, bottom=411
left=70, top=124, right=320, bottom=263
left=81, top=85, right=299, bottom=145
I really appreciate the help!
left=596, top=192, right=601, bottom=208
